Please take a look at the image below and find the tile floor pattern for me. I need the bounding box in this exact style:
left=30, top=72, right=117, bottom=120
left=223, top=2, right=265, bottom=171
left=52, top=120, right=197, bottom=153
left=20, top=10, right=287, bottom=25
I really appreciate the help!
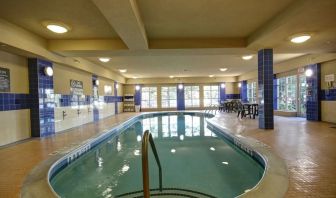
left=1, top=112, right=336, bottom=197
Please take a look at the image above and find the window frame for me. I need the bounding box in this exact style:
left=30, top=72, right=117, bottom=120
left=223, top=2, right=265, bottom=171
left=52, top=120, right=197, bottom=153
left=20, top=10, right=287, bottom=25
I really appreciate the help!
left=184, top=85, right=200, bottom=108
left=247, top=82, right=257, bottom=103
left=203, top=85, right=219, bottom=107
left=141, top=86, right=158, bottom=108
left=161, top=86, right=177, bottom=108
left=277, top=75, right=297, bottom=111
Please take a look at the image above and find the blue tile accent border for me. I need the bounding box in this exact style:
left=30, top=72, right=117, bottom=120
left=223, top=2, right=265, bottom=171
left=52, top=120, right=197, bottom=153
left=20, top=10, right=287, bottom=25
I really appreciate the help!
left=0, top=93, right=30, bottom=111
left=320, top=89, right=336, bottom=101
left=225, top=94, right=240, bottom=99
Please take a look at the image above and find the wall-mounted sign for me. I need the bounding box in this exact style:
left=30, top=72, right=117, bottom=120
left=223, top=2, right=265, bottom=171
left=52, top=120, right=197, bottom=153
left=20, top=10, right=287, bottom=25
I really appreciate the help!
left=70, top=79, right=84, bottom=95
left=325, top=74, right=335, bottom=82
left=0, top=67, right=10, bottom=92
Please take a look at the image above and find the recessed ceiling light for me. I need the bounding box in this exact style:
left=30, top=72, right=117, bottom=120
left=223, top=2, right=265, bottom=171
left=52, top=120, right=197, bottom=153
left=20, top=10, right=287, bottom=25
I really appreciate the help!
left=242, top=55, right=253, bottom=60
left=119, top=69, right=127, bottom=73
left=133, top=76, right=138, bottom=79
left=290, top=34, right=311, bottom=44
left=169, top=76, right=174, bottom=78
left=219, top=68, right=228, bottom=72
left=43, top=21, right=70, bottom=34
left=209, top=75, right=214, bottom=77
left=99, top=57, right=110, bottom=63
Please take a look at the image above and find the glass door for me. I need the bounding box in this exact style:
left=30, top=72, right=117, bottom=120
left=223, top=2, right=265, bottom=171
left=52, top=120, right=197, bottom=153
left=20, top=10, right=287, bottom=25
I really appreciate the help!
left=298, top=74, right=307, bottom=117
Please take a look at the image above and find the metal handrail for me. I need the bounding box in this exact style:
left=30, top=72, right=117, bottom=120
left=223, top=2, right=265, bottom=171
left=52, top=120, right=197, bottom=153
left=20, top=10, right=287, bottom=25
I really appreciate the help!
left=142, top=130, right=162, bottom=198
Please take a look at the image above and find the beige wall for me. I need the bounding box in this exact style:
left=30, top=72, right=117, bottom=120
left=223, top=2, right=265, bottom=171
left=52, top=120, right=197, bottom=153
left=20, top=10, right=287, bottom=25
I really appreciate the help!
left=99, top=77, right=115, bottom=96
left=54, top=63, right=92, bottom=95
left=0, top=51, right=30, bottom=146
left=225, top=82, right=239, bottom=94
left=321, top=60, right=336, bottom=123
left=126, top=76, right=237, bottom=84
left=0, top=50, right=28, bottom=93
left=321, top=59, right=336, bottom=90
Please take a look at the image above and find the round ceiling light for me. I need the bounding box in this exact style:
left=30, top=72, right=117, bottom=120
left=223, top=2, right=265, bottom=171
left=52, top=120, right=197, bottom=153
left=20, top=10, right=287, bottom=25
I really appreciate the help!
left=135, top=85, right=141, bottom=91
left=169, top=76, right=174, bottom=78
left=219, top=68, right=228, bottom=72
left=242, top=55, right=253, bottom=60
left=290, top=34, right=311, bottom=44
left=43, top=21, right=70, bottom=34
left=178, top=84, right=184, bottom=89
left=99, top=58, right=110, bottom=63
left=119, top=69, right=127, bottom=73
left=209, top=75, right=214, bottom=78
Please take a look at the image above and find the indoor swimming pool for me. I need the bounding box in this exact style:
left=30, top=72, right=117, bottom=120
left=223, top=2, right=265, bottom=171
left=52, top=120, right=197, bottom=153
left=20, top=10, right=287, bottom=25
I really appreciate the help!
left=49, top=113, right=264, bottom=198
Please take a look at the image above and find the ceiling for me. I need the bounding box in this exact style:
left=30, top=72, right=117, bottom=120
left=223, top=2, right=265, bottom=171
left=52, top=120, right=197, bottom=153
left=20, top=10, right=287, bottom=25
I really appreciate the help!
left=0, top=0, right=119, bottom=39
left=0, top=0, right=336, bottom=78
left=137, top=0, right=294, bottom=38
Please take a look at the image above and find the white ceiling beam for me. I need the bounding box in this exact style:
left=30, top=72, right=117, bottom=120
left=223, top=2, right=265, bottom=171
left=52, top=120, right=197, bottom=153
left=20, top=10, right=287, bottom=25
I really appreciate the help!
left=92, top=0, right=148, bottom=50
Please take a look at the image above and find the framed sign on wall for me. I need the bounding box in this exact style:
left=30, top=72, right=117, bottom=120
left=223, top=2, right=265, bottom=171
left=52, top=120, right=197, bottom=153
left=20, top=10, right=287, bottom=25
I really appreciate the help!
left=70, top=79, right=84, bottom=95
left=0, top=67, right=10, bottom=92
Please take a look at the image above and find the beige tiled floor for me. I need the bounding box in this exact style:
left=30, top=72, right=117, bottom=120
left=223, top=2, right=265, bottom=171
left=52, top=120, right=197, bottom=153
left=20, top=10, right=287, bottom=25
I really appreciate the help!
left=1, top=112, right=336, bottom=197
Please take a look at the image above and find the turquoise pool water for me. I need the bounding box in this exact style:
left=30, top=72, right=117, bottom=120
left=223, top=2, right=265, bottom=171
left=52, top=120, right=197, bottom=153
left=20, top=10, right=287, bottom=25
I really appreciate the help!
left=50, top=114, right=264, bottom=198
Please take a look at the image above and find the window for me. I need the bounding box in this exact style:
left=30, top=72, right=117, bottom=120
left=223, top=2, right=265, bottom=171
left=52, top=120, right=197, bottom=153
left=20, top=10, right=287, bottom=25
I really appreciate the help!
left=184, top=86, right=200, bottom=107
left=203, top=85, right=219, bottom=106
left=141, top=87, right=157, bottom=108
left=161, top=86, right=177, bottom=108
left=277, top=75, right=297, bottom=111
left=247, top=82, right=257, bottom=103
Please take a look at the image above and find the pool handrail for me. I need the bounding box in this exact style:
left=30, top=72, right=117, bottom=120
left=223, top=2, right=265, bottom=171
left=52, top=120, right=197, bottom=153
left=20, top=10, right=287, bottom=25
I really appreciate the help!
left=142, top=130, right=163, bottom=198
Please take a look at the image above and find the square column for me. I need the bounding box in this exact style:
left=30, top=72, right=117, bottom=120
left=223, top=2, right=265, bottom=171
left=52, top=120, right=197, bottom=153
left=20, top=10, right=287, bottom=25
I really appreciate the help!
left=240, top=80, right=248, bottom=102
left=177, top=84, right=185, bottom=110
left=28, top=58, right=55, bottom=137
left=114, top=81, right=118, bottom=114
left=92, top=75, right=99, bottom=121
left=258, top=49, right=274, bottom=129
left=306, top=64, right=321, bottom=121
left=219, top=83, right=226, bottom=103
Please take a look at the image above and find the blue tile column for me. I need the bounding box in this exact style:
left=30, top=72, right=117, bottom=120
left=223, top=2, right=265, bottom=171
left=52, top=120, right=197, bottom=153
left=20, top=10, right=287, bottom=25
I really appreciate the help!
left=258, top=49, right=274, bottom=129
left=28, top=58, right=55, bottom=137
left=177, top=84, right=185, bottom=110
left=273, top=75, right=278, bottom=110
left=219, top=83, right=226, bottom=103
left=134, top=85, right=142, bottom=106
left=306, top=64, right=321, bottom=121
left=92, top=75, right=99, bottom=121
left=114, top=81, right=118, bottom=114
left=240, top=81, right=248, bottom=102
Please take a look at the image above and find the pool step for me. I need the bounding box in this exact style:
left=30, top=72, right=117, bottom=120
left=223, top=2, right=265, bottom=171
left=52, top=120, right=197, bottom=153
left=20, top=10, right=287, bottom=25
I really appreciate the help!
left=116, top=188, right=217, bottom=198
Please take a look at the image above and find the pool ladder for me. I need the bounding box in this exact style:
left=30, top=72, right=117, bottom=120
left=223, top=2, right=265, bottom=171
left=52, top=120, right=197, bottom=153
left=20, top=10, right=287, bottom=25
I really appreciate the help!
left=142, top=130, right=163, bottom=198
